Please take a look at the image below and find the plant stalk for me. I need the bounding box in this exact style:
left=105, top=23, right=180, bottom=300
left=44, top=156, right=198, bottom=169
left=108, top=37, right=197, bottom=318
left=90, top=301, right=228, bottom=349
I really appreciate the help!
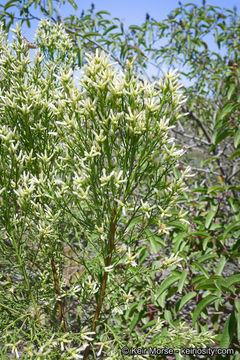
left=83, top=208, right=116, bottom=359
left=51, top=256, right=67, bottom=332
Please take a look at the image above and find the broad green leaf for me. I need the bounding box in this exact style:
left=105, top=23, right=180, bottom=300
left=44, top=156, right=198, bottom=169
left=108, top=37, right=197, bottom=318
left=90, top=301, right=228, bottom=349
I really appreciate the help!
left=192, top=295, right=219, bottom=326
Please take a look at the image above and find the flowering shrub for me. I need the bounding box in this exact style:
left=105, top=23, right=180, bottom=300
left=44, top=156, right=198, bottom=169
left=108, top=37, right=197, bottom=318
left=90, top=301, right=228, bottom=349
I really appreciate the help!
left=0, top=20, right=215, bottom=359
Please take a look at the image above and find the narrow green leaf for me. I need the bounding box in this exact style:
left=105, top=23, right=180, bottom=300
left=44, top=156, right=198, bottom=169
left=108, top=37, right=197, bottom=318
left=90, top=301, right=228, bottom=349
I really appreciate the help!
left=76, top=37, right=83, bottom=67
left=148, top=232, right=165, bottom=253
left=214, top=28, right=218, bottom=44
left=224, top=274, right=240, bottom=287
left=127, top=216, right=142, bottom=229
left=192, top=295, right=219, bottom=326
left=4, top=0, right=19, bottom=10
left=157, top=274, right=181, bottom=298
left=129, top=25, right=143, bottom=31
left=96, top=10, right=110, bottom=16
left=234, top=129, right=240, bottom=148
left=34, top=0, right=40, bottom=9
left=173, top=233, right=187, bottom=253
left=235, top=300, right=240, bottom=343
left=120, top=22, right=124, bottom=33
left=68, top=0, right=77, bottom=10
left=205, top=204, right=218, bottom=229
left=215, top=257, right=227, bottom=276
left=141, top=319, right=157, bottom=331
left=207, top=185, right=224, bottom=194
left=203, top=236, right=211, bottom=250
left=151, top=327, right=168, bottom=344
left=197, top=253, right=217, bottom=263
left=103, top=24, right=118, bottom=36
left=193, top=262, right=210, bottom=278
left=213, top=129, right=233, bottom=146
left=230, top=149, right=240, bottom=160
left=83, top=32, right=102, bottom=38
left=178, top=269, right=188, bottom=294
left=157, top=290, right=167, bottom=308
left=125, top=302, right=138, bottom=318
left=192, top=187, right=208, bottom=194
left=224, top=221, right=240, bottom=238
left=194, top=277, right=223, bottom=291
left=220, top=312, right=236, bottom=348
left=47, top=0, right=53, bottom=16
left=217, top=102, right=238, bottom=121
left=164, top=309, right=173, bottom=325
left=227, top=83, right=236, bottom=100
left=129, top=311, right=142, bottom=333
left=177, top=291, right=197, bottom=312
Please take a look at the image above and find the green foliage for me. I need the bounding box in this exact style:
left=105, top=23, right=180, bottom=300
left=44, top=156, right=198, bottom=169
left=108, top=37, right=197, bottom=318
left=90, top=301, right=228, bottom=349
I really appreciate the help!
left=0, top=1, right=240, bottom=358
left=0, top=21, right=216, bottom=359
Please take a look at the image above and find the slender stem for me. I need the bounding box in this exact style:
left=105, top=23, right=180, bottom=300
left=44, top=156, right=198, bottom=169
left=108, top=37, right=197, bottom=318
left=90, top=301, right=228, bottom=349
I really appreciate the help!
left=51, top=256, right=67, bottom=332
left=83, top=208, right=116, bottom=360
left=10, top=231, right=40, bottom=322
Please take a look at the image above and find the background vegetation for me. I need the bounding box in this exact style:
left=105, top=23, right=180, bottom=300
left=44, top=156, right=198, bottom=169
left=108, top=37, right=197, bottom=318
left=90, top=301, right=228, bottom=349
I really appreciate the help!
left=0, top=0, right=240, bottom=359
